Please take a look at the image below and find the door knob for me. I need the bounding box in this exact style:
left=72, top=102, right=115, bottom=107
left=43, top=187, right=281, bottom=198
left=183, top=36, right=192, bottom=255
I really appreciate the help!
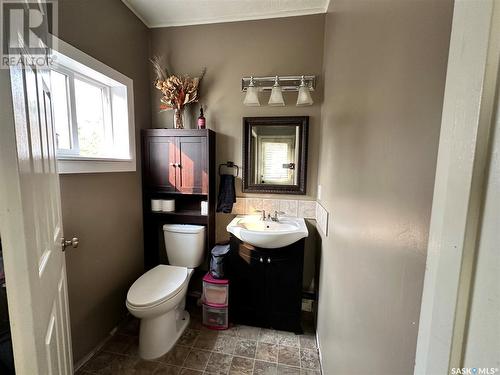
left=61, top=237, right=79, bottom=251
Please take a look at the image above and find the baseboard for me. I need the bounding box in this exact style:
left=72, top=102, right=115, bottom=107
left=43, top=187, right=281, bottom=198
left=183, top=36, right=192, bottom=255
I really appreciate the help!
left=73, top=325, right=119, bottom=372
left=316, top=332, right=324, bottom=374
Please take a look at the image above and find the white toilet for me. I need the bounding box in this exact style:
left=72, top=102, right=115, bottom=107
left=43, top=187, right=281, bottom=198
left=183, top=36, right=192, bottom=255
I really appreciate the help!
left=126, top=224, right=205, bottom=360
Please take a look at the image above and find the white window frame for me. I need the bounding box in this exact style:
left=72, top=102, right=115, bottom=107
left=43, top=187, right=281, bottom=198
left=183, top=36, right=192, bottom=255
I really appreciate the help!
left=50, top=68, right=76, bottom=154
left=51, top=65, right=114, bottom=158
left=50, top=35, right=136, bottom=174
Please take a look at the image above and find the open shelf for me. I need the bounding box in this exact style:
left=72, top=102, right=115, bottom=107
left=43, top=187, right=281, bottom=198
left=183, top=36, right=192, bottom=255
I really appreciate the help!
left=147, top=191, right=208, bottom=198
left=150, top=209, right=207, bottom=218
left=149, top=209, right=209, bottom=225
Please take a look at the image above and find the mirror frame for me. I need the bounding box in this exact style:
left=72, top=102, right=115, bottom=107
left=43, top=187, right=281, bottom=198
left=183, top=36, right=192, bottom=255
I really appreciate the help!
left=242, top=116, right=308, bottom=195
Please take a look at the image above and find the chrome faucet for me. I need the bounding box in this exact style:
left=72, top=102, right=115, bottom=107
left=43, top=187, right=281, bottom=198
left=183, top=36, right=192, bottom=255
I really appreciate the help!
left=272, top=211, right=285, bottom=222
left=256, top=210, right=267, bottom=221
left=257, top=210, right=285, bottom=221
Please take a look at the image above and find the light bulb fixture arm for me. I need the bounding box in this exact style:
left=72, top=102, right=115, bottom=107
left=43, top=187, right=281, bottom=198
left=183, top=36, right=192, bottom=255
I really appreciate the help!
left=241, top=75, right=316, bottom=92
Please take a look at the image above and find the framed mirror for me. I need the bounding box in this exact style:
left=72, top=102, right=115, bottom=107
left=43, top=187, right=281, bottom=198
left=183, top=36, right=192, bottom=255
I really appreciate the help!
left=243, top=116, right=308, bottom=194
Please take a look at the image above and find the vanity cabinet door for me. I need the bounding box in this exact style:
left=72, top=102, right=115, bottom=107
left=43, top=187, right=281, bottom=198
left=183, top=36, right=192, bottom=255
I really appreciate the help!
left=228, top=240, right=268, bottom=327
left=176, top=136, right=208, bottom=194
left=144, top=136, right=177, bottom=192
left=266, top=242, right=304, bottom=332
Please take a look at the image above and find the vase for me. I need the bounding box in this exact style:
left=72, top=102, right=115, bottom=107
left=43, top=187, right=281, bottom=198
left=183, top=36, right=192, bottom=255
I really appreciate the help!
left=173, top=108, right=184, bottom=129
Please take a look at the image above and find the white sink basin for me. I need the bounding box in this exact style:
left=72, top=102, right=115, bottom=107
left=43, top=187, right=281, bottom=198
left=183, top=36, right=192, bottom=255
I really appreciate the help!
left=227, top=215, right=309, bottom=249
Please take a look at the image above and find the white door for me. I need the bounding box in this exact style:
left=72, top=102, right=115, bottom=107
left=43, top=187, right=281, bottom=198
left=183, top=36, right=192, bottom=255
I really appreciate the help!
left=414, top=0, right=500, bottom=373
left=0, top=63, right=75, bottom=374
left=462, top=86, right=500, bottom=369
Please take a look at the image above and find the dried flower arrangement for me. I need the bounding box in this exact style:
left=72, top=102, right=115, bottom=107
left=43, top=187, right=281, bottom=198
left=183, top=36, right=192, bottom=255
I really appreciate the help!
left=151, top=56, right=206, bottom=129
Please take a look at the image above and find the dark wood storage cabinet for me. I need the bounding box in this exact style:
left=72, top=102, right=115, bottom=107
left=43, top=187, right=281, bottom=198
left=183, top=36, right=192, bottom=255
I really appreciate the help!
left=227, top=236, right=305, bottom=333
left=142, top=129, right=216, bottom=269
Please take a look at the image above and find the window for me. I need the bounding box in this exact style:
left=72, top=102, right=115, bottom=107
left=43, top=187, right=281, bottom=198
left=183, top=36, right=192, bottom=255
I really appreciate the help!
left=258, top=137, right=295, bottom=185
left=73, top=77, right=110, bottom=157
left=50, top=36, right=135, bottom=173
left=262, top=142, right=289, bottom=181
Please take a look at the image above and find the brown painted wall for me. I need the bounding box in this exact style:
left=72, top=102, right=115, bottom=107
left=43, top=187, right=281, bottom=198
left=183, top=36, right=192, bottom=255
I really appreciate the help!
left=316, top=1, right=453, bottom=374
left=149, top=15, right=325, bottom=241
left=57, top=0, right=151, bottom=362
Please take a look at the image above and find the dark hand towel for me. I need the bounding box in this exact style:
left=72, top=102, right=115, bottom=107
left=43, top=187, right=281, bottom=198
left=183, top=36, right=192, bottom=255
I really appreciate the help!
left=216, top=174, right=236, bottom=213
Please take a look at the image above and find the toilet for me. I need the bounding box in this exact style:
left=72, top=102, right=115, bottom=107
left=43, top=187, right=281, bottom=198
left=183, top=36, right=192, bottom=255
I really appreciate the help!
left=126, top=224, right=205, bottom=360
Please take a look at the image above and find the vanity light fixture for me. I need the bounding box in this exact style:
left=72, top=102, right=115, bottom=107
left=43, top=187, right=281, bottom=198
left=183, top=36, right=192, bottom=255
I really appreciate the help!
left=296, top=75, right=314, bottom=106
left=268, top=76, right=285, bottom=106
left=241, top=75, right=315, bottom=106
left=243, top=76, right=260, bottom=106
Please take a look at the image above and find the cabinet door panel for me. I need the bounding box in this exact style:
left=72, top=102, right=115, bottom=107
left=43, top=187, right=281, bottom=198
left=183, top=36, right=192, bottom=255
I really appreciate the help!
left=145, top=136, right=177, bottom=192
left=267, top=245, right=304, bottom=332
left=177, top=136, right=207, bottom=194
left=228, top=240, right=268, bottom=327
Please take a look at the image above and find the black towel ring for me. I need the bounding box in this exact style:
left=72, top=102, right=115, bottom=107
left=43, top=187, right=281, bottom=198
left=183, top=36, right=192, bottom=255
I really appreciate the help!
left=219, top=161, right=239, bottom=177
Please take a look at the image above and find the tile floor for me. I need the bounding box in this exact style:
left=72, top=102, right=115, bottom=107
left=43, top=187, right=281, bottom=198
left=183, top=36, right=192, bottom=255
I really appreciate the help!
left=77, top=307, right=321, bottom=375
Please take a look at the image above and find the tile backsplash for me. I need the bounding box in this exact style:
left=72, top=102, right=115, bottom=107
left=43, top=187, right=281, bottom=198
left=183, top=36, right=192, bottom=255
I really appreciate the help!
left=298, top=200, right=317, bottom=219
left=246, top=198, right=263, bottom=213
left=232, top=198, right=246, bottom=215
left=279, top=199, right=298, bottom=217
left=231, top=197, right=329, bottom=236
left=316, top=202, right=329, bottom=236
left=262, top=199, right=280, bottom=213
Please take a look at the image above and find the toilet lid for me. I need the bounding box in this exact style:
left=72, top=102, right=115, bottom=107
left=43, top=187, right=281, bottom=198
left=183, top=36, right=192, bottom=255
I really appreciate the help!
left=127, top=265, right=187, bottom=307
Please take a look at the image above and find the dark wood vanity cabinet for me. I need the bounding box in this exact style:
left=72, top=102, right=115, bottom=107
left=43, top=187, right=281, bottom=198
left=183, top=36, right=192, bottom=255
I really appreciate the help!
left=141, top=129, right=216, bottom=270
left=227, top=236, right=305, bottom=333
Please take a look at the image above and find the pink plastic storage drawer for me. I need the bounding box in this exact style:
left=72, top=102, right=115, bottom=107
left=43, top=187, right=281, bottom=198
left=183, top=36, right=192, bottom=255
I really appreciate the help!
left=203, top=274, right=229, bottom=306
left=202, top=304, right=228, bottom=330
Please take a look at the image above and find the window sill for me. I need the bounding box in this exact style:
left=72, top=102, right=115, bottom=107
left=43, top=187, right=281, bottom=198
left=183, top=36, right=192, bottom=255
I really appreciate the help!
left=57, top=158, right=136, bottom=174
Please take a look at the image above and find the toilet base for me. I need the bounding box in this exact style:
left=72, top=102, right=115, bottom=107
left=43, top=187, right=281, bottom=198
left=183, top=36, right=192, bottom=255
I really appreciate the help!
left=138, top=307, right=190, bottom=360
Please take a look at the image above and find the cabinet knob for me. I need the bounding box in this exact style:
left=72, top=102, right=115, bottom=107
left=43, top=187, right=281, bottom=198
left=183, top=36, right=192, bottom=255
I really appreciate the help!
left=267, top=257, right=271, bottom=264
left=170, top=163, right=177, bottom=167
left=259, top=257, right=263, bottom=263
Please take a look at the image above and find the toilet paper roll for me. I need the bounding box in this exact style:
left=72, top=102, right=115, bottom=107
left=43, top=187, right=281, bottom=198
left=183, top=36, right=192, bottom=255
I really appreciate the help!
left=201, top=201, right=208, bottom=215
left=151, top=199, right=162, bottom=212
left=161, top=199, right=175, bottom=212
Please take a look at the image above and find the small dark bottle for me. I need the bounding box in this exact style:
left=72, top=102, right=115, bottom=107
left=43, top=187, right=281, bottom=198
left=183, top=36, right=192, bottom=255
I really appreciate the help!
left=197, top=106, right=206, bottom=129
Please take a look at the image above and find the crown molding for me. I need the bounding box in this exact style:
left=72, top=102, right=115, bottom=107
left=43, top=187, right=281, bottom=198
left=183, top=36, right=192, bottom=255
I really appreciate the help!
left=121, top=1, right=327, bottom=29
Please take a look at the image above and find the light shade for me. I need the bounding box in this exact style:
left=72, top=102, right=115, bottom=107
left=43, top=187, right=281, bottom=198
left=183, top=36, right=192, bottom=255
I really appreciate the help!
left=296, top=76, right=313, bottom=106
left=268, top=76, right=285, bottom=106
left=243, top=77, right=260, bottom=106
left=243, top=86, right=260, bottom=106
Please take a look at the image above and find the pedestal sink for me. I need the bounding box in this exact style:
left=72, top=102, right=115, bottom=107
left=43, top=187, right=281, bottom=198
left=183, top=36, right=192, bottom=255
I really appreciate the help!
left=227, top=215, right=308, bottom=249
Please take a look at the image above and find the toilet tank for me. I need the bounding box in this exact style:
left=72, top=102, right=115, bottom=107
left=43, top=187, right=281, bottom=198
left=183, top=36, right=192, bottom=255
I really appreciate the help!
left=163, top=224, right=205, bottom=268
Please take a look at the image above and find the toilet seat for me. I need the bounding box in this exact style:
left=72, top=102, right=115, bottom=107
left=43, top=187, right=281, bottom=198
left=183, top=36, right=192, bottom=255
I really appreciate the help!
left=127, top=265, right=188, bottom=308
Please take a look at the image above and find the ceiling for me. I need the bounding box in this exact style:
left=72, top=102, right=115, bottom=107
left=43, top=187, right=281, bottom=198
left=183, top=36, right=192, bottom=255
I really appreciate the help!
left=121, top=0, right=330, bottom=28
